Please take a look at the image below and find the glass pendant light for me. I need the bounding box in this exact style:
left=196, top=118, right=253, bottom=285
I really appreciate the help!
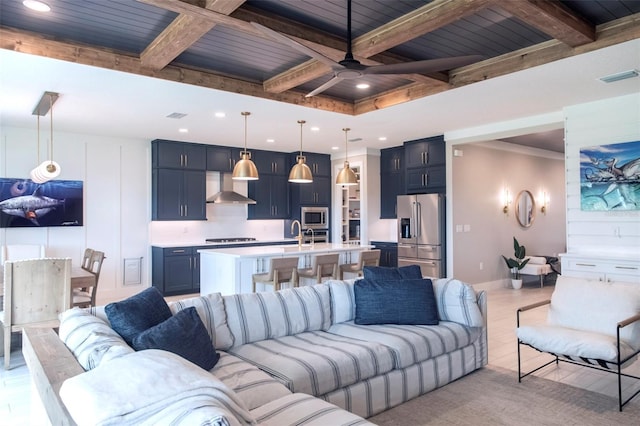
left=335, top=127, right=358, bottom=185
left=232, top=111, right=259, bottom=180
left=30, top=92, right=61, bottom=184
left=288, top=120, right=313, bottom=183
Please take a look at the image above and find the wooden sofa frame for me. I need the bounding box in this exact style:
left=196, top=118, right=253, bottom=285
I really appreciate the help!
left=517, top=299, right=640, bottom=411
left=22, top=327, right=82, bottom=425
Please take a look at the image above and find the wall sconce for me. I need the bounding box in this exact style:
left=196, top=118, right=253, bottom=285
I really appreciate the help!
left=540, top=191, right=549, bottom=214
left=502, top=188, right=511, bottom=215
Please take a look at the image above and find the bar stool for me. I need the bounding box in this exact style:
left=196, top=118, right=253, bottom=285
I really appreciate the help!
left=252, top=257, right=300, bottom=292
left=298, top=253, right=340, bottom=284
left=339, top=249, right=381, bottom=279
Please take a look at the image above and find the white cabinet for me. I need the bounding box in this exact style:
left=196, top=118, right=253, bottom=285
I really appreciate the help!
left=561, top=254, right=640, bottom=283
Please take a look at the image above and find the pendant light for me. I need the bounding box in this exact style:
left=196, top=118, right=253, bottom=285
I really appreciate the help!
left=335, top=127, right=358, bottom=186
left=232, top=111, right=259, bottom=180
left=30, top=92, right=61, bottom=184
left=288, top=120, right=313, bottom=183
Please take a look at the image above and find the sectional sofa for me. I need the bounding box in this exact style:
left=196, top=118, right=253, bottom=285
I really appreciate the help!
left=24, top=269, right=487, bottom=425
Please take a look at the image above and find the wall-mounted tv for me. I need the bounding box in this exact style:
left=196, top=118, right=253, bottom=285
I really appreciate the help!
left=0, top=178, right=83, bottom=228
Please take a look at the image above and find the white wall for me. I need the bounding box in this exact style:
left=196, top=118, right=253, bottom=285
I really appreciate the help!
left=449, top=143, right=565, bottom=283
left=0, top=126, right=150, bottom=303
left=564, top=93, right=640, bottom=256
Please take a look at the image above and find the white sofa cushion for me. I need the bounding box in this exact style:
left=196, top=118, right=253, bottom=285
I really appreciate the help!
left=251, top=393, right=374, bottom=425
left=214, top=352, right=291, bottom=410
left=59, top=350, right=255, bottom=426
left=433, top=278, right=484, bottom=328
left=58, top=307, right=134, bottom=370
left=326, top=279, right=357, bottom=324
left=548, top=276, right=640, bottom=349
left=518, top=325, right=639, bottom=366
left=328, top=320, right=482, bottom=369
left=224, top=284, right=331, bottom=347
left=227, top=330, right=396, bottom=397
left=169, top=292, right=234, bottom=350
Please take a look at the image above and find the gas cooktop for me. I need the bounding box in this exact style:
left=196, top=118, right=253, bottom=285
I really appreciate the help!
left=206, top=237, right=257, bottom=243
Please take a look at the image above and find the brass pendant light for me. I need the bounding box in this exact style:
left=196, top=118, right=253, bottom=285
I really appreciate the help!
left=30, top=91, right=61, bottom=184
left=288, top=120, right=313, bottom=183
left=335, top=127, right=358, bottom=186
left=232, top=111, right=259, bottom=180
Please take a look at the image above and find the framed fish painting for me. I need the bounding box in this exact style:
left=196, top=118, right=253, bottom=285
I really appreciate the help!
left=579, top=140, right=640, bottom=211
left=0, top=178, right=83, bottom=227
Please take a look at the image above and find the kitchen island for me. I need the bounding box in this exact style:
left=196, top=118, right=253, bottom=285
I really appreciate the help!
left=199, top=243, right=371, bottom=295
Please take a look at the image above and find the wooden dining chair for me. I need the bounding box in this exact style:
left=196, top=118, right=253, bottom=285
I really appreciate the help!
left=81, top=248, right=94, bottom=270
left=339, top=249, right=381, bottom=279
left=1, top=258, right=71, bottom=369
left=298, top=253, right=340, bottom=283
left=252, top=257, right=300, bottom=292
left=73, top=250, right=105, bottom=308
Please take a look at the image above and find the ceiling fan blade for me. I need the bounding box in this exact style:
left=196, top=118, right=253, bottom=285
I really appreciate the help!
left=363, top=55, right=482, bottom=75
left=305, top=76, right=344, bottom=98
left=251, top=22, right=339, bottom=69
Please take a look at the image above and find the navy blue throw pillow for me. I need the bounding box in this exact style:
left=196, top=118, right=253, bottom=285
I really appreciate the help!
left=132, top=307, right=220, bottom=371
left=362, top=265, right=423, bottom=280
left=354, top=278, right=438, bottom=325
left=105, top=287, right=172, bottom=345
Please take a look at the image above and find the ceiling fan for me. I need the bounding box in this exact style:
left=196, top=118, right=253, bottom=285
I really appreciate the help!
left=252, top=0, right=481, bottom=98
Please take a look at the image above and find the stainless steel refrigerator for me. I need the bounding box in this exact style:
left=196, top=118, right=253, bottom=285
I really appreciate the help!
left=397, top=193, right=445, bottom=278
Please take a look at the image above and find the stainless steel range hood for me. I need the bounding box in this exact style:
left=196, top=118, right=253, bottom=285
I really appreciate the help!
left=206, top=173, right=256, bottom=204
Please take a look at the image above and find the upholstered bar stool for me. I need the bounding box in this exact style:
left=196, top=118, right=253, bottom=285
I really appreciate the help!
left=298, top=253, right=340, bottom=284
left=252, top=257, right=300, bottom=292
left=339, top=249, right=381, bottom=279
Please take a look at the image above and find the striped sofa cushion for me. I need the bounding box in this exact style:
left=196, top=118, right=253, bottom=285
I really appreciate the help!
left=224, top=284, right=331, bottom=347
left=58, top=307, right=134, bottom=370
left=227, top=330, right=395, bottom=397
left=433, top=278, right=484, bottom=327
left=169, top=292, right=234, bottom=350
left=328, top=320, right=482, bottom=369
left=251, top=393, right=374, bottom=425
left=213, top=352, right=291, bottom=410
left=327, top=279, right=357, bottom=324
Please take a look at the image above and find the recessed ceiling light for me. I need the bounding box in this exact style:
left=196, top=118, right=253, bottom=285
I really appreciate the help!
left=356, top=83, right=370, bottom=89
left=214, top=112, right=226, bottom=118
left=178, top=128, right=188, bottom=133
left=598, top=69, right=639, bottom=84
left=331, top=146, right=339, bottom=150
left=378, top=136, right=387, bottom=141
left=266, top=138, right=275, bottom=143
left=310, top=126, right=320, bottom=132
left=23, top=0, right=50, bottom=12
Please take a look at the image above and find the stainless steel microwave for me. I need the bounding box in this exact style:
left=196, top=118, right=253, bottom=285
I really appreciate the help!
left=301, top=206, right=329, bottom=229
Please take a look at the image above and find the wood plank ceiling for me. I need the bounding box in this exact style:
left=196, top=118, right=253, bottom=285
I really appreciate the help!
left=1, top=0, right=638, bottom=116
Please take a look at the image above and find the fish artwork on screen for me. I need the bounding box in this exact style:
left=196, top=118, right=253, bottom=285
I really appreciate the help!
left=0, top=178, right=83, bottom=228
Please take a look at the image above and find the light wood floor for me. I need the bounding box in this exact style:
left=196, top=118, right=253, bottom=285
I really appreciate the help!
left=2, top=282, right=640, bottom=424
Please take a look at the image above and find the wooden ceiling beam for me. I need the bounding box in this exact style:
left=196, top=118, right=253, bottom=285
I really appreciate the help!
left=494, top=0, right=595, bottom=47
left=140, top=0, right=245, bottom=70
left=0, top=27, right=354, bottom=115
left=449, top=13, right=639, bottom=87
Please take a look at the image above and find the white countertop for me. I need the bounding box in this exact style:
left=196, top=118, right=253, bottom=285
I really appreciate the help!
left=199, top=243, right=372, bottom=258
left=152, top=239, right=298, bottom=249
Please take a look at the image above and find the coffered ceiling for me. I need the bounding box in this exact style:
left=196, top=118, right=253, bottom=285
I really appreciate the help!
left=1, top=0, right=639, bottom=115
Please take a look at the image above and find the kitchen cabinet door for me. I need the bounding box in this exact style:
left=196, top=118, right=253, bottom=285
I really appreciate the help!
left=406, top=165, right=445, bottom=194
left=380, top=146, right=404, bottom=174
left=380, top=172, right=404, bottom=218
left=404, top=136, right=445, bottom=168
left=153, top=169, right=206, bottom=220
left=153, top=140, right=206, bottom=170
left=372, top=241, right=398, bottom=267
left=296, top=176, right=330, bottom=206
left=247, top=175, right=290, bottom=219
left=207, top=145, right=240, bottom=172
left=302, top=153, right=331, bottom=177
left=253, top=150, right=287, bottom=175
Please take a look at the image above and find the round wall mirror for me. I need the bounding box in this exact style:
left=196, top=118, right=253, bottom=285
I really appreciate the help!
left=515, top=190, right=535, bottom=228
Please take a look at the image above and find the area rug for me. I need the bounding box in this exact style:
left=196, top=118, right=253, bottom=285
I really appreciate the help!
left=368, top=366, right=640, bottom=425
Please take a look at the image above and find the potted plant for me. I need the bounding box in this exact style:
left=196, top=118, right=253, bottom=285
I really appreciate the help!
left=502, top=237, right=530, bottom=289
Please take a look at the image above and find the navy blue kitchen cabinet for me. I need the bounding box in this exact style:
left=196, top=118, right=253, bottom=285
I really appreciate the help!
left=301, top=152, right=331, bottom=177
left=153, top=139, right=206, bottom=170
left=152, top=167, right=206, bottom=220
left=404, top=136, right=445, bottom=194
left=152, top=246, right=203, bottom=296
left=206, top=145, right=241, bottom=172
left=371, top=241, right=398, bottom=267
left=248, top=151, right=290, bottom=219
left=380, top=146, right=405, bottom=218
left=251, top=149, right=288, bottom=175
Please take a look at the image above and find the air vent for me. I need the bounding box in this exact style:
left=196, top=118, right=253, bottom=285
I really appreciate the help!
left=598, top=69, right=639, bottom=84
left=349, top=137, right=362, bottom=142
left=166, top=112, right=188, bottom=119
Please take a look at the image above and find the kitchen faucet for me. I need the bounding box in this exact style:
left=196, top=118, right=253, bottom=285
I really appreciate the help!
left=305, top=228, right=315, bottom=245
left=291, top=220, right=303, bottom=246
